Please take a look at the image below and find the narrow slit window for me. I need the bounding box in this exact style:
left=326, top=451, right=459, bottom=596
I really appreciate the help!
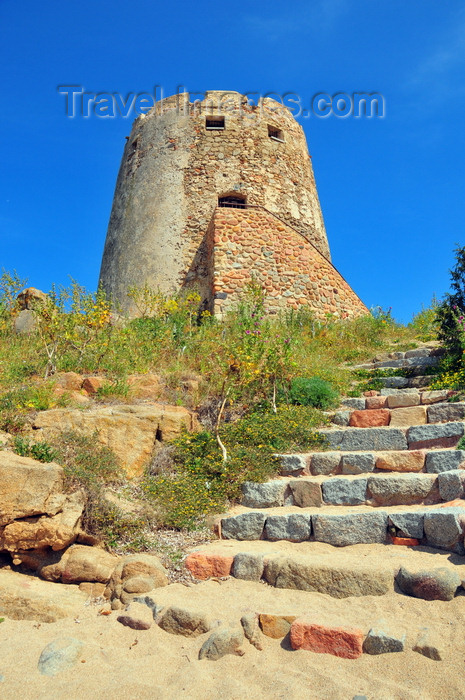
left=268, top=125, right=284, bottom=142
left=218, top=195, right=246, bottom=209
left=206, top=116, right=225, bottom=130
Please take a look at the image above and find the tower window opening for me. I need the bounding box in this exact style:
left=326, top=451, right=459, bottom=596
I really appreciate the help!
left=206, top=116, right=225, bottom=130
left=268, top=125, right=284, bottom=142
left=218, top=195, right=246, bottom=209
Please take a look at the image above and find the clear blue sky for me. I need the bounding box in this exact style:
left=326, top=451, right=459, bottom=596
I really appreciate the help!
left=1, top=0, right=464, bottom=322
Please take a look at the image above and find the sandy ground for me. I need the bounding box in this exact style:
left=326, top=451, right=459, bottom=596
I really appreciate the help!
left=1, top=550, right=465, bottom=700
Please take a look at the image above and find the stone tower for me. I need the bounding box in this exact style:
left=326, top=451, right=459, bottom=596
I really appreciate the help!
left=99, top=91, right=366, bottom=318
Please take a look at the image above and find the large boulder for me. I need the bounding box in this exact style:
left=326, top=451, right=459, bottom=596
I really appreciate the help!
left=31, top=403, right=199, bottom=477
left=38, top=544, right=118, bottom=583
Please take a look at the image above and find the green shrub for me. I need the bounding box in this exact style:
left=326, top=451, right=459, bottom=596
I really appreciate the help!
left=12, top=436, right=58, bottom=462
left=289, top=377, right=339, bottom=409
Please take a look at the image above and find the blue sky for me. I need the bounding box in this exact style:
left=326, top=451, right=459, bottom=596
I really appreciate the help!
left=1, top=0, right=464, bottom=322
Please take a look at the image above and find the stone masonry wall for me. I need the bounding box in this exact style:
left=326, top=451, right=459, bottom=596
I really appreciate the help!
left=210, top=207, right=367, bottom=319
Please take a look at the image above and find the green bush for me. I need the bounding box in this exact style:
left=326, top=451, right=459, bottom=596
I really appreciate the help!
left=12, top=436, right=58, bottom=463
left=289, top=377, right=339, bottom=409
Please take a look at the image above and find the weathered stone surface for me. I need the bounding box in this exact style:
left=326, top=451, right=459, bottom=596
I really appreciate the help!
left=159, top=606, right=211, bottom=637
left=427, top=403, right=465, bottom=424
left=406, top=356, right=438, bottom=370
left=391, top=536, right=419, bottom=546
left=17, top=286, right=47, bottom=309
left=341, top=398, right=365, bottom=410
left=413, top=629, right=444, bottom=661
left=0, top=490, right=85, bottom=552
left=0, top=451, right=65, bottom=525
left=405, top=348, right=431, bottom=359
left=127, top=373, right=163, bottom=400
left=388, top=512, right=424, bottom=539
left=31, top=403, right=199, bottom=478
left=105, top=553, right=168, bottom=607
left=241, top=613, right=263, bottom=650
left=221, top=512, right=266, bottom=540
left=363, top=620, right=406, bottom=654
left=349, top=409, right=390, bottom=428
left=278, top=453, right=310, bottom=476
left=319, top=427, right=408, bottom=452
left=185, top=552, right=233, bottom=580
left=366, top=396, right=387, bottom=410
left=0, top=569, right=87, bottom=622
left=38, top=637, right=84, bottom=676
left=389, top=406, right=427, bottom=427
left=312, top=512, right=388, bottom=546
left=78, top=582, right=106, bottom=598
left=424, top=508, right=464, bottom=551
left=289, top=479, right=323, bottom=507
left=408, top=422, right=465, bottom=450
left=241, top=480, right=287, bottom=508
left=264, top=555, right=392, bottom=597
left=438, top=470, right=465, bottom=501
left=259, top=613, right=296, bottom=638
left=380, top=388, right=419, bottom=396
left=117, top=601, right=153, bottom=630
left=199, top=628, right=244, bottom=660
left=376, top=450, right=425, bottom=473
left=367, top=474, right=438, bottom=506
left=379, top=377, right=409, bottom=389
left=332, top=411, right=351, bottom=427
left=39, top=544, right=118, bottom=583
left=55, top=371, right=84, bottom=392
left=311, top=452, right=341, bottom=475
left=264, top=514, right=311, bottom=542
left=322, top=478, right=367, bottom=505
left=232, top=552, right=265, bottom=581
left=396, top=566, right=461, bottom=601
left=386, top=393, right=420, bottom=409
left=421, top=390, right=452, bottom=405
left=14, top=309, right=37, bottom=334
left=341, top=453, right=375, bottom=475
left=290, top=619, right=364, bottom=659
left=409, top=376, right=434, bottom=388
left=425, top=450, right=465, bottom=473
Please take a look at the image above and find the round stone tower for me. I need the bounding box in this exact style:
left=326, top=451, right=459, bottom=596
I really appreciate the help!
left=99, top=90, right=332, bottom=314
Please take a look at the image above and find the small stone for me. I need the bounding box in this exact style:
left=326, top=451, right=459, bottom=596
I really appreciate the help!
left=311, top=452, right=341, bottom=476
left=341, top=398, right=365, bottom=410
left=158, top=606, right=211, bottom=637
left=332, top=411, right=351, bottom=426
left=423, top=508, right=464, bottom=551
left=341, top=453, right=375, bottom=475
left=264, top=514, right=311, bottom=542
left=117, top=601, right=153, bottom=630
left=413, top=628, right=444, bottom=661
left=390, top=536, right=419, bottom=546
left=349, top=409, right=390, bottom=428
left=396, top=566, right=461, bottom=601
left=38, top=637, right=84, bottom=676
left=278, top=454, right=310, bottom=476
left=438, top=470, right=465, bottom=501
left=259, top=613, right=296, bottom=639
left=389, top=406, right=427, bottom=426
left=221, top=512, right=266, bottom=540
left=81, top=376, right=105, bottom=394
left=289, top=480, right=323, bottom=507
left=199, top=627, right=244, bottom=661
left=185, top=552, right=233, bottom=580
left=366, top=396, right=387, bottom=409
left=240, top=613, right=263, bottom=650
left=232, top=553, right=264, bottom=581
left=290, top=619, right=364, bottom=659
left=123, top=576, right=156, bottom=594
left=425, top=450, right=465, bottom=473
left=241, top=480, right=287, bottom=508
left=362, top=620, right=406, bottom=654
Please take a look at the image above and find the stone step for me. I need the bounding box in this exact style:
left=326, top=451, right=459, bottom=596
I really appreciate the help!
left=218, top=503, right=465, bottom=552
left=278, top=447, right=465, bottom=477
left=185, top=540, right=465, bottom=601
left=240, top=470, right=465, bottom=509
left=332, top=401, right=465, bottom=429
left=377, top=375, right=434, bottom=389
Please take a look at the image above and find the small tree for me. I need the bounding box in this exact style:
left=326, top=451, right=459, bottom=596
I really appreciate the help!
left=436, top=245, right=465, bottom=369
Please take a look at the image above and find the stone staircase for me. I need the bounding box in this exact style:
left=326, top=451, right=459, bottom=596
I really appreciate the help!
left=186, top=346, right=465, bottom=599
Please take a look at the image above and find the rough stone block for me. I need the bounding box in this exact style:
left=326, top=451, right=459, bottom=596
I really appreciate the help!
left=366, top=396, right=387, bottom=410
left=264, top=514, right=311, bottom=542
left=311, top=452, right=341, bottom=476
left=386, top=393, right=420, bottom=409
left=405, top=348, right=431, bottom=359
left=396, top=566, right=461, bottom=601
left=341, top=453, right=376, bottom=474
left=424, top=508, right=464, bottom=552
left=409, top=376, right=433, bottom=388
left=425, top=450, right=465, bottom=473
left=413, top=628, right=444, bottom=661
left=312, top=512, right=388, bottom=546
left=241, top=480, right=287, bottom=508
left=421, top=390, right=453, bottom=405
left=389, top=406, right=427, bottom=427
left=408, top=422, right=465, bottom=450
left=341, top=398, right=365, bottom=410
left=376, top=450, right=425, bottom=473
left=388, top=512, right=424, bottom=539
left=349, top=409, right=390, bottom=428
left=438, top=470, right=465, bottom=501
left=379, top=377, right=409, bottom=389
left=185, top=552, right=234, bottom=580
left=259, top=614, right=296, bottom=639
left=427, top=403, right=465, bottom=424
left=405, top=356, right=438, bottom=370
left=380, top=388, right=417, bottom=396
left=391, top=536, right=419, bottom=546
left=278, top=454, right=310, bottom=476
left=290, top=620, right=364, bottom=659
left=232, top=552, right=265, bottom=581
left=159, top=606, right=211, bottom=637
left=322, top=477, right=367, bottom=505
left=320, top=427, right=408, bottom=452
left=332, top=411, right=351, bottom=427
left=367, top=474, right=437, bottom=506
left=221, top=512, right=266, bottom=540
left=38, top=637, right=84, bottom=676
left=363, top=620, right=406, bottom=654
left=289, top=480, right=323, bottom=507
left=198, top=628, right=244, bottom=660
